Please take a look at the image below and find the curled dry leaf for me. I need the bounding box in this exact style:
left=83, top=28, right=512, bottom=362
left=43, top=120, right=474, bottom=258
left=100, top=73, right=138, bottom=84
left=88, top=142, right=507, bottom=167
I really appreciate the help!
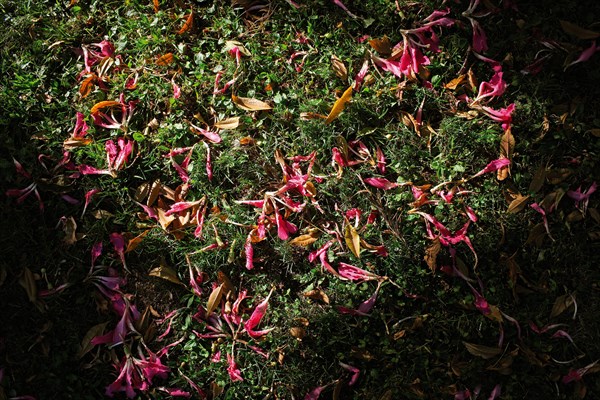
left=444, top=74, right=466, bottom=90
left=153, top=0, right=159, bottom=13
left=300, top=112, right=327, bottom=120
left=559, top=20, right=600, bottom=40
left=79, top=74, right=96, bottom=98
left=550, top=293, right=575, bottom=319
left=303, top=289, right=330, bottom=304
left=90, top=100, right=120, bottom=113
left=19, top=266, right=37, bottom=303
left=289, top=233, right=319, bottom=247
left=232, top=95, right=273, bottom=111
left=125, top=229, right=150, bottom=253
left=63, top=216, right=80, bottom=245
left=289, top=327, right=305, bottom=340
left=463, top=342, right=502, bottom=359
left=217, top=270, right=235, bottom=297
left=424, top=237, right=441, bottom=271
left=528, top=164, right=547, bottom=194
left=331, top=55, right=348, bottom=81
left=368, top=36, right=392, bottom=56
left=214, top=117, right=240, bottom=130
left=325, top=86, right=353, bottom=124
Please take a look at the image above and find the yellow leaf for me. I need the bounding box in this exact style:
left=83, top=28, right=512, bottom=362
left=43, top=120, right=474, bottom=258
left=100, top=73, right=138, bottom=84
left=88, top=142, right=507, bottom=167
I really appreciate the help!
left=231, top=95, right=273, bottom=111
left=344, top=222, right=361, bottom=258
left=177, top=10, right=194, bottom=35
left=149, top=262, right=183, bottom=285
left=559, top=20, right=600, bottom=40
left=90, top=100, right=121, bottom=113
left=289, top=234, right=319, bottom=247
left=463, top=342, right=502, bottom=359
left=214, top=117, right=240, bottom=130
left=63, top=137, right=92, bottom=150
left=156, top=53, right=174, bottom=66
left=325, top=86, right=353, bottom=124
left=206, top=283, right=225, bottom=316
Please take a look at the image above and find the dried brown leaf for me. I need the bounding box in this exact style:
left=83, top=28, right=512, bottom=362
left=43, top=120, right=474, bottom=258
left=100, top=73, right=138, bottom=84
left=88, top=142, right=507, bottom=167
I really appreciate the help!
left=507, top=194, right=529, bottom=213
left=77, top=321, right=109, bottom=358
left=331, top=55, right=348, bottom=80
left=19, top=266, right=37, bottom=303
left=325, top=86, right=353, bottom=124
left=368, top=36, right=392, bottom=55
left=424, top=237, right=441, bottom=271
left=126, top=229, right=150, bottom=253
left=79, top=74, right=96, bottom=98
left=525, top=223, right=546, bottom=247
left=559, top=20, right=600, bottom=40
left=232, top=95, right=272, bottom=111
left=217, top=270, right=235, bottom=297
left=463, top=342, right=502, bottom=359
left=289, top=234, right=319, bottom=247
left=149, top=261, right=183, bottom=285
left=303, top=289, right=330, bottom=304
left=177, top=10, right=194, bottom=35
left=147, top=180, right=162, bottom=206
left=156, top=53, right=174, bottom=66
left=153, top=0, right=159, bottom=13
left=444, top=75, right=466, bottom=90
left=300, top=112, right=327, bottom=120
left=206, top=283, right=225, bottom=316
left=546, top=169, right=572, bottom=185
left=63, top=216, right=79, bottom=245
left=528, top=165, right=547, bottom=194
left=134, top=181, right=151, bottom=203
left=289, top=327, right=305, bottom=340
left=214, top=117, right=240, bottom=130
left=550, top=293, right=575, bottom=319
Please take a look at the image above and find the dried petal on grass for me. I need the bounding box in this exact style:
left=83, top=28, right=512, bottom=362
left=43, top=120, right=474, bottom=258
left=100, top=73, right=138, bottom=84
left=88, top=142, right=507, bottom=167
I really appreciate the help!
left=232, top=95, right=273, bottom=111
left=331, top=55, right=348, bottom=80
left=325, top=86, right=353, bottom=124
left=90, top=100, right=121, bottom=113
left=550, top=293, right=576, bottom=319
left=344, top=223, right=361, bottom=258
left=289, top=234, right=319, bottom=247
left=214, top=117, right=240, bottom=130
left=507, top=194, right=530, bottom=213
left=424, top=237, right=441, bottom=271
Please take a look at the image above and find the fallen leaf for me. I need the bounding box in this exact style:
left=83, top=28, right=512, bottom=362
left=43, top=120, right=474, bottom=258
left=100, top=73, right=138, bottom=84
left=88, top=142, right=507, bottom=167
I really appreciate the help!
left=125, top=229, right=150, bottom=253
left=331, top=55, right=348, bottom=80
left=528, top=164, right=547, bottom=194
left=79, top=74, right=96, bottom=98
left=507, top=194, right=530, bottom=213
left=325, top=86, right=353, bottom=124
left=147, top=180, right=162, bottom=206
left=368, top=36, right=392, bottom=55
left=559, top=20, right=600, bottom=40
left=289, top=327, right=305, bottom=340
left=589, top=128, right=600, bottom=137
left=344, top=223, right=361, bottom=258
left=444, top=74, right=466, bottom=90
left=90, top=100, right=120, bottom=113
left=177, top=10, right=194, bottom=35
left=156, top=53, right=174, bottom=66
left=424, top=237, right=441, bottom=271
left=77, top=321, right=109, bottom=358
left=300, top=112, right=327, bottom=120
left=214, top=117, right=240, bottom=130
left=19, top=266, right=37, bottom=303
left=153, top=0, right=159, bottom=13
left=289, top=234, right=319, bottom=247
left=550, top=293, right=575, bottom=319
left=217, top=270, right=235, bottom=297
left=149, top=261, right=183, bottom=285
left=463, top=342, right=502, bottom=359
left=546, top=169, right=572, bottom=185
left=63, top=216, right=79, bottom=245
left=303, top=289, right=330, bottom=304
left=525, top=223, right=546, bottom=247
left=134, top=181, right=151, bottom=203
left=206, top=283, right=225, bottom=315
left=232, top=94, right=272, bottom=111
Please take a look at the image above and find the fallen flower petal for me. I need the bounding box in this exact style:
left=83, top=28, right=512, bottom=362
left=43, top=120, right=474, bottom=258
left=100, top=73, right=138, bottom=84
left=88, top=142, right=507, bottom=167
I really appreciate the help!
left=304, top=386, right=325, bottom=400
left=227, top=353, right=243, bottom=382
left=244, top=288, right=274, bottom=338
left=472, top=158, right=511, bottom=178
left=364, top=177, right=399, bottom=190
left=340, top=362, right=360, bottom=386
left=338, top=262, right=379, bottom=281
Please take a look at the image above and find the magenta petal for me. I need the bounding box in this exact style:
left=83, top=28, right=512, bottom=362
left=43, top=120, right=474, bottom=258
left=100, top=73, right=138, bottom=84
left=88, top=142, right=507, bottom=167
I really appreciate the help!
left=472, top=158, right=511, bottom=178
left=339, top=362, right=360, bottom=386
left=244, top=289, right=273, bottom=333
left=338, top=262, right=379, bottom=281
left=244, top=236, right=254, bottom=270
left=304, top=386, right=325, bottom=400
left=226, top=353, right=243, bottom=382
left=364, top=177, right=399, bottom=190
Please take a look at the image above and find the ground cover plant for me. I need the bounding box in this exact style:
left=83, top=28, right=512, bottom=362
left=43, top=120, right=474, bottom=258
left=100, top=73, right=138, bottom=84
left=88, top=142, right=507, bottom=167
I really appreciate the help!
left=1, top=0, right=600, bottom=398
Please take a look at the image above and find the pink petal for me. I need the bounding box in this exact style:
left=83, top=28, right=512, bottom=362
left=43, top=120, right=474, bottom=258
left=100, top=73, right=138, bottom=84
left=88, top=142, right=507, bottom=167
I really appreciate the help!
left=91, top=241, right=103, bottom=267
left=164, top=200, right=203, bottom=216
left=567, top=40, right=599, bottom=68
left=472, top=158, right=511, bottom=178
left=339, top=362, right=360, bottom=386
left=364, top=177, right=399, bottom=190
left=465, top=205, right=478, bottom=222
left=78, top=164, right=112, bottom=176
left=470, top=18, right=488, bottom=53
left=304, top=386, right=325, bottom=400
left=172, top=81, right=181, bottom=99
left=353, top=59, right=369, bottom=91
left=488, top=385, right=501, bottom=400
left=227, top=353, right=243, bottom=382
left=244, top=236, right=254, bottom=270
left=109, top=232, right=127, bottom=269
left=244, top=289, right=273, bottom=334
left=73, top=112, right=89, bottom=139
left=338, top=262, right=379, bottom=281
left=376, top=146, right=386, bottom=174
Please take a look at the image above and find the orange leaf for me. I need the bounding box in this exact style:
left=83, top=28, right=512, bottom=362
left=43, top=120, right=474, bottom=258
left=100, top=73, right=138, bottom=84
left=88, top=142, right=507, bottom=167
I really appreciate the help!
left=153, top=0, right=159, bottom=13
left=444, top=74, right=466, bottom=90
left=368, top=36, right=391, bottom=56
left=90, top=100, right=121, bottom=113
left=156, top=53, right=174, bottom=66
left=231, top=94, right=273, bottom=111
left=79, top=74, right=97, bottom=98
left=289, top=234, right=319, bottom=247
left=125, top=229, right=150, bottom=253
left=177, top=10, right=194, bottom=35
left=325, top=86, right=353, bottom=124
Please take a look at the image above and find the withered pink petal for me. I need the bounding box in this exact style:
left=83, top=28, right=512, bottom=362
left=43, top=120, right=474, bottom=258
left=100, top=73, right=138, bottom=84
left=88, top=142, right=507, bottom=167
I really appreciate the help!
left=339, top=362, right=360, bottom=386
left=472, top=158, right=511, bottom=178
left=109, top=232, right=127, bottom=269
left=332, top=0, right=358, bottom=19
left=226, top=353, right=243, bottom=382
left=78, top=164, right=112, bottom=175
left=376, top=146, right=386, bottom=174
left=244, top=289, right=274, bottom=333
left=338, top=262, right=379, bottom=281
left=304, top=386, right=324, bottom=400
left=91, top=241, right=103, bottom=266
left=470, top=18, right=488, bottom=53
left=245, top=236, right=254, bottom=270
left=566, top=40, right=599, bottom=68
left=364, top=177, right=399, bottom=190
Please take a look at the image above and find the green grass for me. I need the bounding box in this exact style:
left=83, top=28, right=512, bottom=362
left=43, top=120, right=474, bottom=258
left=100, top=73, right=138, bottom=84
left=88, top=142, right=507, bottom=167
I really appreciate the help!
left=1, top=0, right=600, bottom=399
